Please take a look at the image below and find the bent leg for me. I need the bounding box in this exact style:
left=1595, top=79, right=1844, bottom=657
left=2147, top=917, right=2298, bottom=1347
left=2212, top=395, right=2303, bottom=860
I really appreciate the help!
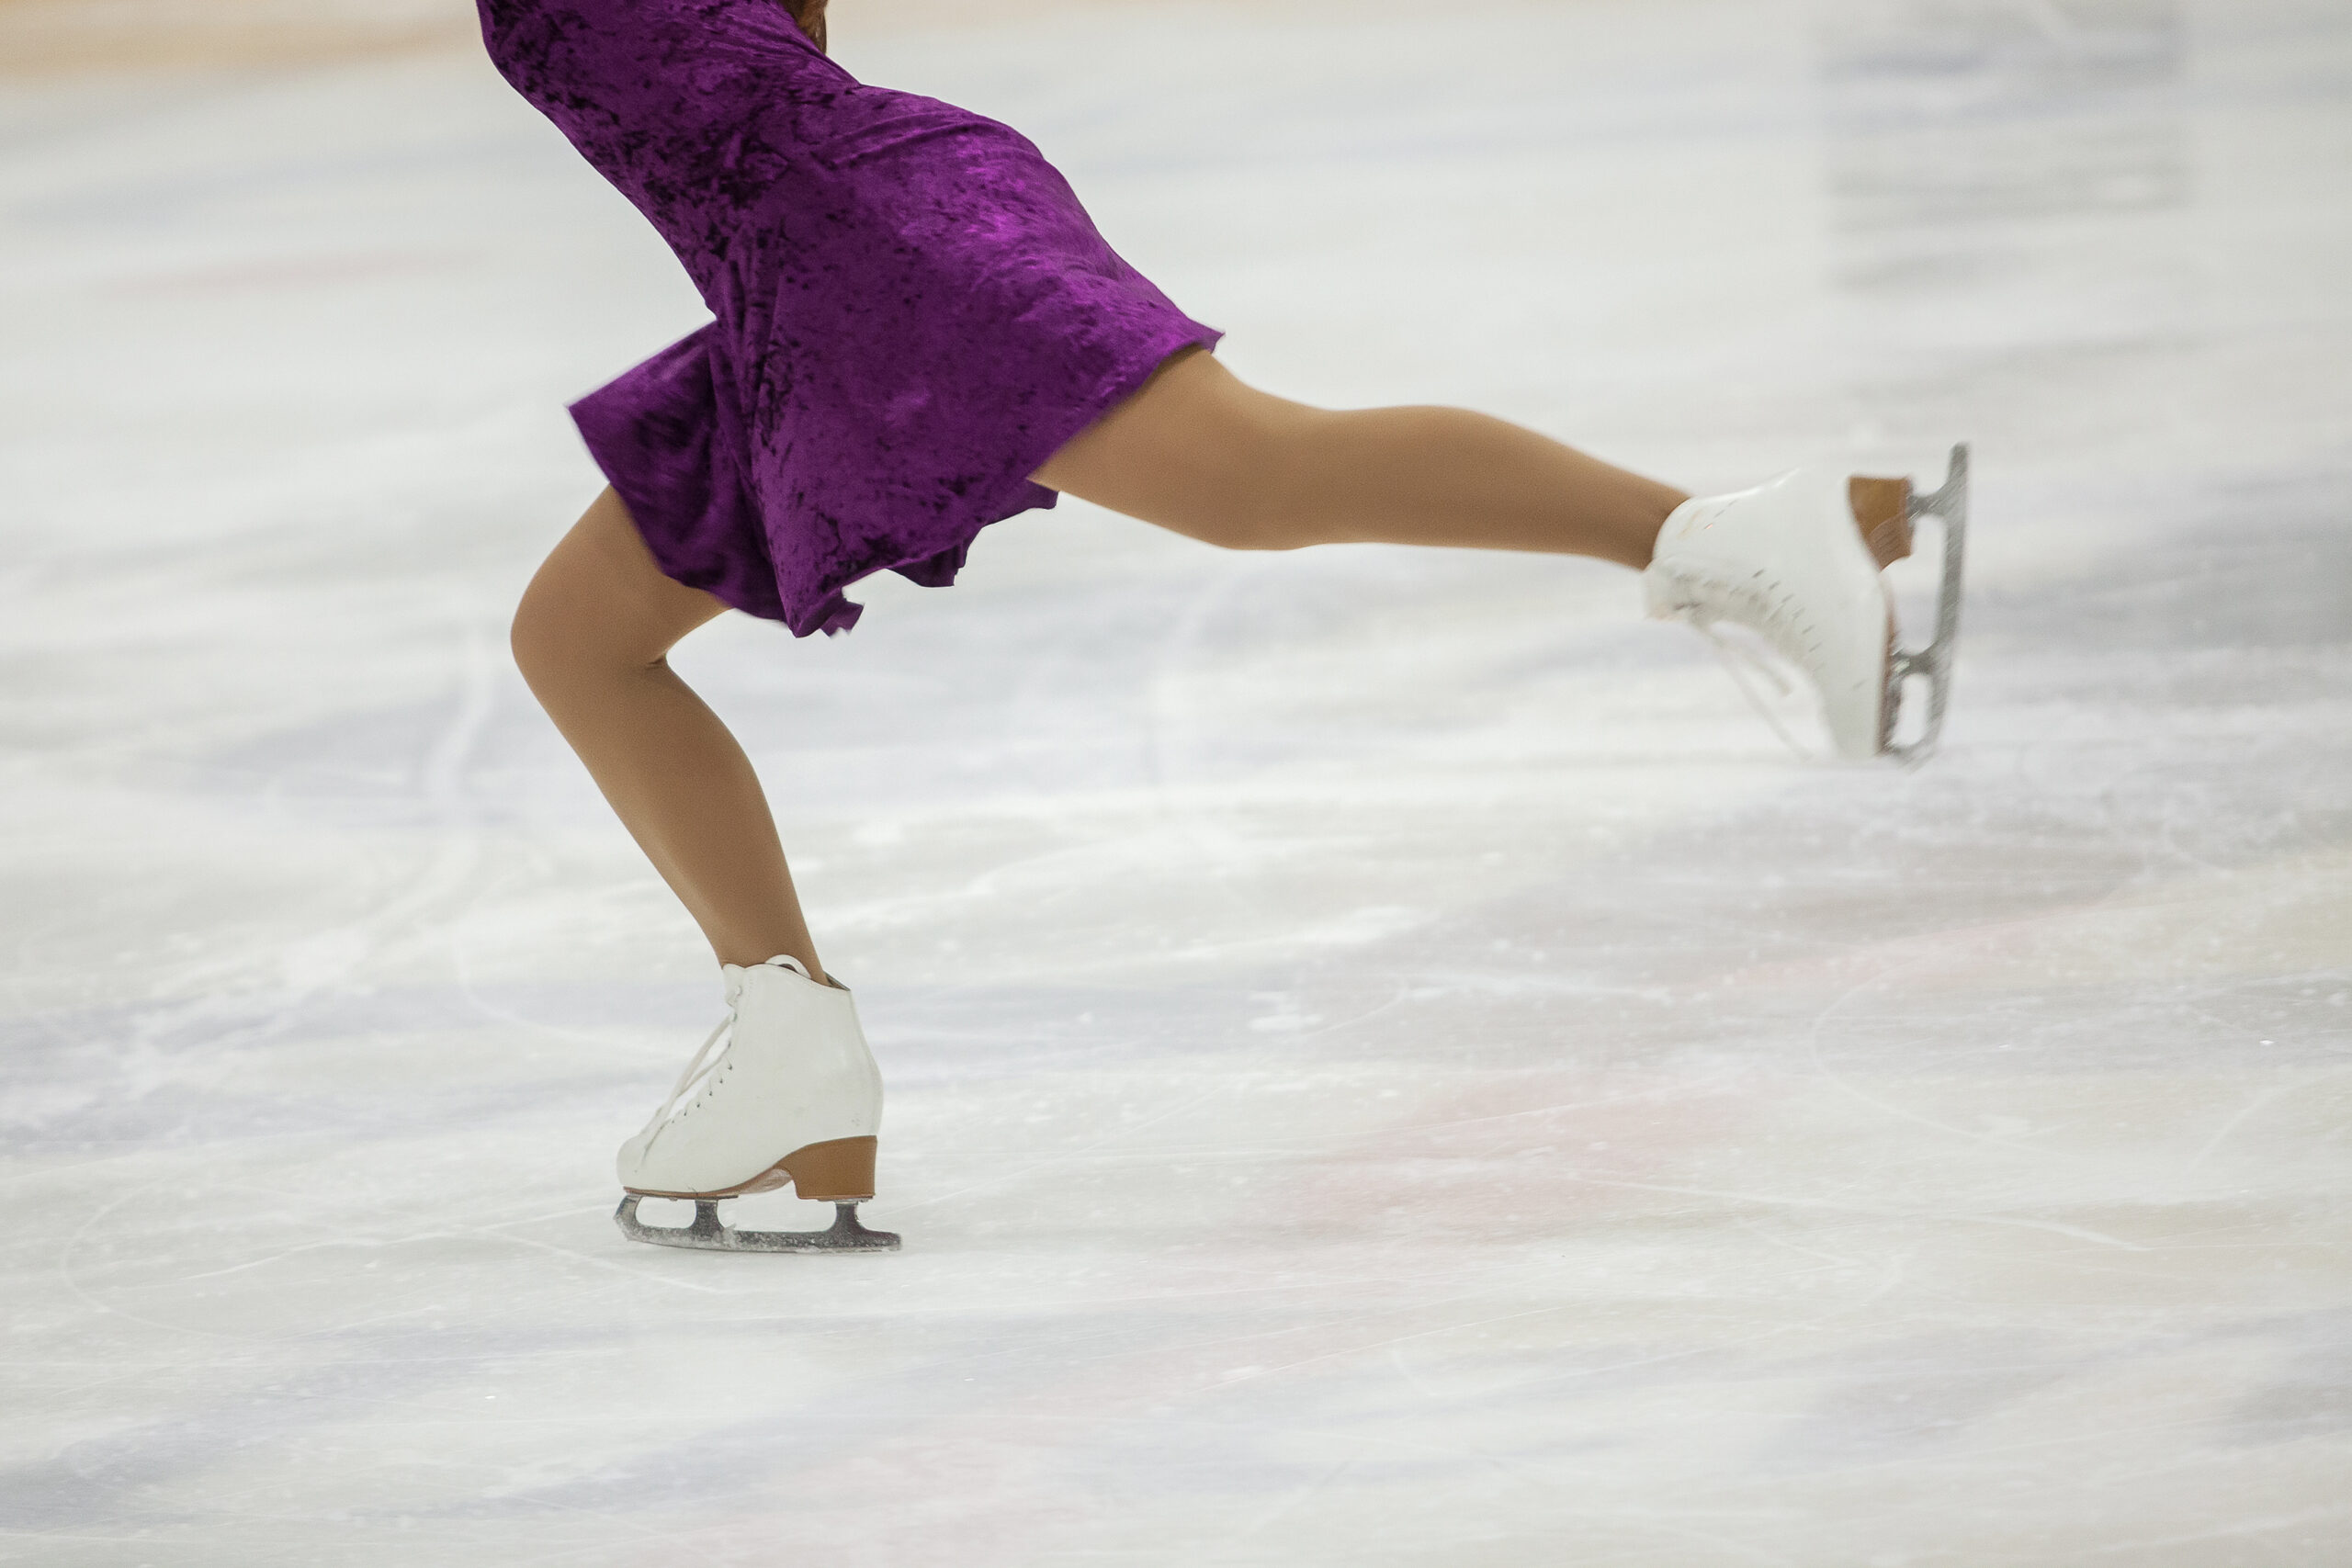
left=1033, top=348, right=1687, bottom=570
left=511, top=488, right=826, bottom=979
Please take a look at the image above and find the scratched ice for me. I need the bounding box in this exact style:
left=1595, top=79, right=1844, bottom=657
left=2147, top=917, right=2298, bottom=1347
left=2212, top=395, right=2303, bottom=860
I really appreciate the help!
left=3, top=1, right=2349, bottom=1563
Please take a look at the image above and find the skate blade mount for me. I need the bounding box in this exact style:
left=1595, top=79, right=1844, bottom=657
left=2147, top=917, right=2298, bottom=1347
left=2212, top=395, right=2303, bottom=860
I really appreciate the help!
left=1883, top=442, right=1969, bottom=768
left=616, top=1193, right=901, bottom=1253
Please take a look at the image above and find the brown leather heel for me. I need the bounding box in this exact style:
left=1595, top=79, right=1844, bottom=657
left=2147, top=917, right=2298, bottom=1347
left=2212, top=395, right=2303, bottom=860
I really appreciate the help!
left=1849, top=476, right=1915, bottom=570
left=779, top=1135, right=878, bottom=1201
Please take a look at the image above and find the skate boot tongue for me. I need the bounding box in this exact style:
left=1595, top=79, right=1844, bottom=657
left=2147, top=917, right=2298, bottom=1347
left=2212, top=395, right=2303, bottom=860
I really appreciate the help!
left=639, top=957, right=823, bottom=1150
left=721, top=953, right=812, bottom=1004
left=723, top=954, right=809, bottom=982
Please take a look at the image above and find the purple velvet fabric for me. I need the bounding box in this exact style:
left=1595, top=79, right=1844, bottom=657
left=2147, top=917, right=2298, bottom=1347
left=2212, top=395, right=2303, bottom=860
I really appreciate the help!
left=478, top=0, right=1221, bottom=634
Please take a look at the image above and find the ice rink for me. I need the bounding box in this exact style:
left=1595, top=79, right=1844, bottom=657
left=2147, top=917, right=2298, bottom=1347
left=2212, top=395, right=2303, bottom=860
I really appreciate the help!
left=5, top=0, right=2350, bottom=1562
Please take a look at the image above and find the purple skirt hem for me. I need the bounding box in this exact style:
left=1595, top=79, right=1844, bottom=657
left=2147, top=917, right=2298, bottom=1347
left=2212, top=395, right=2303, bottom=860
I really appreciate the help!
left=571, top=320, right=1221, bottom=637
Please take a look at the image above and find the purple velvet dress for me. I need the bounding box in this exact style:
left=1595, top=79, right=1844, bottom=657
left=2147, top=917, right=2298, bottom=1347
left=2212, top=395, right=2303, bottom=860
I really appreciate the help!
left=477, top=0, right=1221, bottom=635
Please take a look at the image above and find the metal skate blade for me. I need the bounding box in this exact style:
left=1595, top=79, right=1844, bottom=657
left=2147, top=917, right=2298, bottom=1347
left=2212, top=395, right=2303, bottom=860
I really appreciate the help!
left=616, top=1194, right=901, bottom=1254
left=1883, top=442, right=1969, bottom=768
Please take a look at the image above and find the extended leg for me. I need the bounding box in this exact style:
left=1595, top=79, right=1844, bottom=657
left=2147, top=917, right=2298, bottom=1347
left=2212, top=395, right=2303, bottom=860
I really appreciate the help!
left=1034, top=350, right=1966, bottom=762
left=1032, top=348, right=1689, bottom=570
left=510, top=488, right=826, bottom=977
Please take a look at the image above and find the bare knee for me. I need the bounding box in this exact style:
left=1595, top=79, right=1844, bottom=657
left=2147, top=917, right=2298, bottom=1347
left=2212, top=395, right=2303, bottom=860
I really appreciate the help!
left=509, top=566, right=607, bottom=699
left=511, top=489, right=725, bottom=703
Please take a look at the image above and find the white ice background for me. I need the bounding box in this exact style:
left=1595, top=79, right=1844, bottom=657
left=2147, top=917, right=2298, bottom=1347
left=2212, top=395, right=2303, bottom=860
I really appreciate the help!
left=3, top=0, right=2350, bottom=1562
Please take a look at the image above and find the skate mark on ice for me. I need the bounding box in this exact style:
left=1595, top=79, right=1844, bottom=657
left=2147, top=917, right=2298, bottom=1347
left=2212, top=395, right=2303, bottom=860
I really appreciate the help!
left=1203, top=1246, right=1914, bottom=1402
left=1802, top=949, right=2075, bottom=1156
left=885, top=1081, right=1228, bottom=1213
left=2064, top=1505, right=2351, bottom=1562
left=63, top=1170, right=730, bottom=1307
left=1235, top=1451, right=1362, bottom=1545
left=2177, top=1065, right=2352, bottom=1176
left=327, top=628, right=499, bottom=987
left=164, top=1220, right=734, bottom=1295
left=57, top=1179, right=263, bottom=1342
left=1736, top=1215, right=1885, bottom=1273
left=1141, top=552, right=1294, bottom=895
left=1560, top=1169, right=2149, bottom=1251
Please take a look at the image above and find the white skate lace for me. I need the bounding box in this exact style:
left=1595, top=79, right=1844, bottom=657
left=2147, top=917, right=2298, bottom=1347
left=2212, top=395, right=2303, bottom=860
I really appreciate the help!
left=635, top=955, right=811, bottom=1139
left=638, top=1014, right=734, bottom=1139
left=1691, top=615, right=1813, bottom=761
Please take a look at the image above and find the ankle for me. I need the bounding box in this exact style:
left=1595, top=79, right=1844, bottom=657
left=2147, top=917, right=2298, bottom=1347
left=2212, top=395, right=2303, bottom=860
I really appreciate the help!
left=1630, top=489, right=1688, bottom=570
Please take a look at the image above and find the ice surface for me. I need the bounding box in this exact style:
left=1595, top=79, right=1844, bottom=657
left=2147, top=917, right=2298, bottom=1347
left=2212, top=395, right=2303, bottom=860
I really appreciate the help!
left=4, top=1, right=2350, bottom=1562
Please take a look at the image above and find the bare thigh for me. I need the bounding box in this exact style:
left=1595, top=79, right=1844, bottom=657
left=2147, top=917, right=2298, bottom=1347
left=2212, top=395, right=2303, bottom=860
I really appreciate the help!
left=1032, top=345, right=1684, bottom=569
left=1031, top=347, right=1326, bottom=550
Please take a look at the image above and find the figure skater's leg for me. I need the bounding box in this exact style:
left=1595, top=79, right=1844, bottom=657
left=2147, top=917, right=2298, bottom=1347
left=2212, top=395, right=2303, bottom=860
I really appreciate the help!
left=1032, top=347, right=1687, bottom=570
left=510, top=488, right=826, bottom=980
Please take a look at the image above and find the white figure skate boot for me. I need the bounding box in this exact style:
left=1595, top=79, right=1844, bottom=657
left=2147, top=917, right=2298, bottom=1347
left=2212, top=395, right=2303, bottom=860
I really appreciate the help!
left=1644, top=444, right=1968, bottom=763
left=613, top=955, right=899, bottom=1253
